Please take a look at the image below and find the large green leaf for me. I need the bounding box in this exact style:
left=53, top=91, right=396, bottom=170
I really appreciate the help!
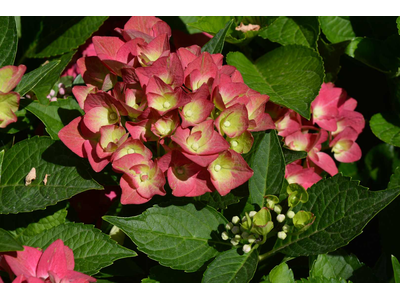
left=202, top=248, right=258, bottom=283
left=23, top=223, right=137, bottom=275
left=201, top=19, right=233, bottom=54
left=370, top=113, right=400, bottom=147
left=397, top=17, right=400, bottom=35
left=0, top=228, right=23, bottom=252
left=28, top=17, right=108, bottom=58
left=32, top=51, right=77, bottom=104
left=267, top=175, right=400, bottom=257
left=248, top=130, right=285, bottom=209
left=310, top=250, right=363, bottom=281
left=389, top=166, right=400, bottom=189
left=15, top=61, right=60, bottom=96
left=193, top=190, right=241, bottom=210
left=0, top=136, right=102, bottom=214
left=25, top=97, right=83, bottom=140
left=282, top=148, right=307, bottom=165
left=319, top=16, right=356, bottom=44
left=226, top=46, right=324, bottom=119
left=0, top=16, right=18, bottom=67
left=259, top=16, right=319, bottom=49
left=261, top=262, right=295, bottom=283
left=103, top=204, right=230, bottom=272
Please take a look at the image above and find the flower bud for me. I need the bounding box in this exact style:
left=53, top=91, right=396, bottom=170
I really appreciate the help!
left=287, top=210, right=295, bottom=219
left=248, top=235, right=256, bottom=244
left=251, top=207, right=274, bottom=236
left=231, top=226, right=240, bottom=234
left=221, top=231, right=229, bottom=240
left=293, top=211, right=315, bottom=229
left=241, top=231, right=249, bottom=239
left=274, top=205, right=282, bottom=214
left=249, top=211, right=257, bottom=218
left=287, top=183, right=309, bottom=208
left=243, top=244, right=252, bottom=253
left=235, top=234, right=241, bottom=240
left=277, top=231, right=287, bottom=240
left=232, top=216, right=240, bottom=224
left=276, top=214, right=286, bottom=223
left=225, top=222, right=234, bottom=230
left=231, top=238, right=240, bottom=246
left=282, top=225, right=289, bottom=232
left=264, top=195, right=279, bottom=209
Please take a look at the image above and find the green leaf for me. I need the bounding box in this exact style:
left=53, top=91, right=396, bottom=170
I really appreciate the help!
left=193, top=190, right=242, bottom=210
left=0, top=16, right=18, bottom=67
left=25, top=97, right=83, bottom=140
left=201, top=19, right=233, bottom=54
left=202, top=248, right=258, bottom=283
left=282, top=148, right=307, bottom=165
left=29, top=17, right=108, bottom=58
left=142, top=278, right=160, bottom=283
left=392, top=255, right=400, bottom=283
left=147, top=265, right=203, bottom=283
left=0, top=228, right=23, bottom=252
left=226, top=46, right=324, bottom=119
left=32, top=51, right=77, bottom=104
left=319, top=16, right=356, bottom=44
left=345, top=37, right=388, bottom=73
left=317, top=39, right=350, bottom=82
left=259, top=16, right=319, bottom=48
left=0, top=136, right=102, bottom=214
left=0, top=202, right=67, bottom=240
left=23, top=222, right=136, bottom=275
left=310, top=250, right=363, bottom=281
left=178, top=16, right=202, bottom=34
left=262, top=262, right=295, bottom=283
left=269, top=174, right=400, bottom=257
left=103, top=203, right=230, bottom=272
left=15, top=61, right=60, bottom=96
left=248, top=130, right=285, bottom=209
left=370, top=113, right=400, bottom=147
left=299, top=276, right=348, bottom=283
left=389, top=166, right=400, bottom=189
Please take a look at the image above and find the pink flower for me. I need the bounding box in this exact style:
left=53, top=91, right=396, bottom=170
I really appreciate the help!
left=285, top=161, right=322, bottom=189
left=0, top=240, right=96, bottom=283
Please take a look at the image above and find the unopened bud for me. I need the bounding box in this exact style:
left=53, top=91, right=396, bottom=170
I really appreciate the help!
left=282, top=225, right=289, bottom=232
left=248, top=235, right=256, bottom=244
left=241, top=231, right=249, bottom=239
left=242, top=215, right=247, bottom=222
left=221, top=231, right=229, bottom=240
left=59, top=87, right=65, bottom=95
left=243, top=244, right=252, bottom=253
left=276, top=214, right=286, bottom=223
left=274, top=205, right=282, bottom=214
left=231, top=238, right=240, bottom=246
left=231, top=226, right=240, bottom=234
left=287, top=210, right=295, bottom=219
left=50, top=89, right=55, bottom=96
left=277, top=231, right=287, bottom=240
left=232, top=216, right=240, bottom=224
left=249, top=211, right=257, bottom=218
left=226, top=222, right=234, bottom=230
left=235, top=234, right=241, bottom=240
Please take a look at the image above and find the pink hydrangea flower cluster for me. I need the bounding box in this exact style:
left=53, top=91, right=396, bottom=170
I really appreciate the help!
left=273, top=82, right=365, bottom=189
left=59, top=16, right=277, bottom=204
left=0, top=239, right=96, bottom=283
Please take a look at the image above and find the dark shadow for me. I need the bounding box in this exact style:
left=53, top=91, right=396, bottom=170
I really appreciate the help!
left=57, top=107, right=83, bottom=127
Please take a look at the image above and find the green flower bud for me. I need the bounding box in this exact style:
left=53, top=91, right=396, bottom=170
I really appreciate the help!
left=243, top=244, right=252, bottom=253
left=251, top=208, right=274, bottom=236
left=276, top=214, right=286, bottom=223
left=232, top=216, right=240, bottom=224
left=293, top=211, right=315, bottom=229
left=231, top=238, right=240, bottom=246
left=240, top=212, right=253, bottom=232
left=249, top=211, right=257, bottom=218
left=231, top=226, right=240, bottom=234
left=287, top=183, right=309, bottom=208
left=221, top=231, right=229, bottom=240
left=248, top=235, right=256, bottom=244
left=225, top=222, right=234, bottom=230
left=287, top=210, right=295, bottom=219
left=277, top=231, right=287, bottom=240
left=274, top=205, right=282, bottom=214
left=241, top=231, right=249, bottom=240
left=264, top=195, right=280, bottom=209
left=282, top=225, right=290, bottom=232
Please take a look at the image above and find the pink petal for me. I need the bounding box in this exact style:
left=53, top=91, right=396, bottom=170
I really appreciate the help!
left=308, top=150, right=338, bottom=176
left=3, top=246, right=42, bottom=278
left=36, top=240, right=69, bottom=280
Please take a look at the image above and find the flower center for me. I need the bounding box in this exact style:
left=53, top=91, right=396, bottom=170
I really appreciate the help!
left=176, top=167, right=185, bottom=175
left=127, top=148, right=135, bottom=154
left=223, top=120, right=231, bottom=127
left=214, top=164, right=222, bottom=172
left=163, top=101, right=171, bottom=109
left=231, top=140, right=239, bottom=147
left=185, top=110, right=193, bottom=117
left=140, top=173, right=148, bottom=182
left=109, top=112, right=118, bottom=121
left=191, top=142, right=199, bottom=151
